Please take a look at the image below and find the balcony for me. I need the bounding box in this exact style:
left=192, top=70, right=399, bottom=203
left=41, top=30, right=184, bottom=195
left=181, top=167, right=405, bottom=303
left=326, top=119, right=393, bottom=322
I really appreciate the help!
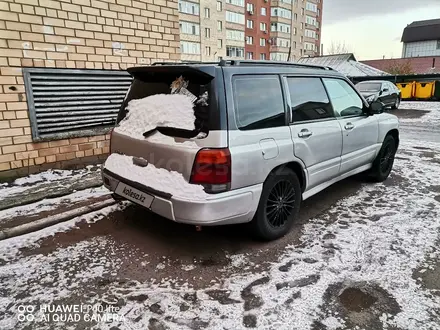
left=270, top=0, right=292, bottom=10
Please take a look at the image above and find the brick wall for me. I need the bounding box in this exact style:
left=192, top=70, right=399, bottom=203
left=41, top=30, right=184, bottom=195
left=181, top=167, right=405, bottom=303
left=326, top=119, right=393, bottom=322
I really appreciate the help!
left=0, top=0, right=180, bottom=178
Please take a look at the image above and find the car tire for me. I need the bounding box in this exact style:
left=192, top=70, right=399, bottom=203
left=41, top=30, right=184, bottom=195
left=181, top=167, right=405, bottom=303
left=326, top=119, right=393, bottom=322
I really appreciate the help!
left=250, top=168, right=301, bottom=241
left=391, top=97, right=400, bottom=110
left=368, top=135, right=397, bottom=182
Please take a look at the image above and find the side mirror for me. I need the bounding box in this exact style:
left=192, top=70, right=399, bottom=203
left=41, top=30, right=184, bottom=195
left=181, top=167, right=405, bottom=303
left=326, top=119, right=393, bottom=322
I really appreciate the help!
left=369, top=100, right=384, bottom=114
left=382, top=88, right=389, bottom=93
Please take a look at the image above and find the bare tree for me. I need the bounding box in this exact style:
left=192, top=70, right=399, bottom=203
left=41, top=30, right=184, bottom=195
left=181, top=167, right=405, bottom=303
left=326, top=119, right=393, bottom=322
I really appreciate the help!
left=326, top=41, right=351, bottom=55
left=384, top=59, right=415, bottom=75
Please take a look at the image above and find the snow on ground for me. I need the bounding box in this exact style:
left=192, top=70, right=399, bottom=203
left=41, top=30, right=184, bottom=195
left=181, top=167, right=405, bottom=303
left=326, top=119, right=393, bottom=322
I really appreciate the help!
left=1, top=102, right=439, bottom=329
left=114, top=94, right=196, bottom=140
left=104, top=153, right=208, bottom=200
left=0, top=186, right=110, bottom=224
left=399, top=101, right=440, bottom=124
left=0, top=203, right=126, bottom=261
left=0, top=138, right=438, bottom=330
left=400, top=101, right=440, bottom=111
left=97, top=139, right=439, bottom=330
left=0, top=166, right=99, bottom=200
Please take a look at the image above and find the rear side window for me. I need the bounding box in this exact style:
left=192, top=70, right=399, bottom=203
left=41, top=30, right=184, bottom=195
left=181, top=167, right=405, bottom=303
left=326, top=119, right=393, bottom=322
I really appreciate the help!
left=233, top=75, right=285, bottom=130
left=286, top=77, right=333, bottom=122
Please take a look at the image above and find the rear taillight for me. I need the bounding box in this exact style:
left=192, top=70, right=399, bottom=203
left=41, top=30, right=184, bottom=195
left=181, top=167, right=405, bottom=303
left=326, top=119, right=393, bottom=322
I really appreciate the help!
left=190, top=148, right=231, bottom=193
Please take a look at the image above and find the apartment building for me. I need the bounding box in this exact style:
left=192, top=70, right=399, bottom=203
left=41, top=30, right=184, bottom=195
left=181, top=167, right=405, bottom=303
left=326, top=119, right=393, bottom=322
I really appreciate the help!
left=269, top=0, right=322, bottom=61
left=178, top=0, right=322, bottom=62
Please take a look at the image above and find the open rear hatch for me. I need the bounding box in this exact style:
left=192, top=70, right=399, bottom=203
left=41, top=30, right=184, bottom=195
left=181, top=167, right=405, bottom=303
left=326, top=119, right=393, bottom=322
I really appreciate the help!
left=108, top=65, right=230, bottom=194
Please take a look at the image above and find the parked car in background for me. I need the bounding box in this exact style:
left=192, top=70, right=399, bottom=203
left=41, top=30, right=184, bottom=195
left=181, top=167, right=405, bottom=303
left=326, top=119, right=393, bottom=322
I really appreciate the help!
left=355, top=80, right=402, bottom=109
left=103, top=60, right=400, bottom=241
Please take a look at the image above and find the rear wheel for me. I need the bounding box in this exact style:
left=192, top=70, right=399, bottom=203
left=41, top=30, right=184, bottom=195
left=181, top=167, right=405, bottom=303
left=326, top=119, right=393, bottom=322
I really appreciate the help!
left=251, top=168, right=301, bottom=241
left=369, top=135, right=397, bottom=182
left=391, top=97, right=400, bottom=109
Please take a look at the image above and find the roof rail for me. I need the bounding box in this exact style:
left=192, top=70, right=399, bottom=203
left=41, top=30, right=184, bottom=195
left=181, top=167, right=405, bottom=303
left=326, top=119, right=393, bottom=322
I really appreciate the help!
left=151, top=60, right=334, bottom=71
left=152, top=61, right=221, bottom=66
left=226, top=60, right=334, bottom=70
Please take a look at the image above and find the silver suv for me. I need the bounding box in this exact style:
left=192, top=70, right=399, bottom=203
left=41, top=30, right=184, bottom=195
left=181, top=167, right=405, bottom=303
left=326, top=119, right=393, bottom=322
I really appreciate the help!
left=102, top=60, right=399, bottom=241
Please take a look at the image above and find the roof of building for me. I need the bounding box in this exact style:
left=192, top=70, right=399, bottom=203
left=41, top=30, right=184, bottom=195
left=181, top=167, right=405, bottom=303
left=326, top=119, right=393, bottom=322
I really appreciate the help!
left=361, top=56, right=440, bottom=75
left=401, top=18, right=440, bottom=43
left=297, top=53, right=389, bottom=77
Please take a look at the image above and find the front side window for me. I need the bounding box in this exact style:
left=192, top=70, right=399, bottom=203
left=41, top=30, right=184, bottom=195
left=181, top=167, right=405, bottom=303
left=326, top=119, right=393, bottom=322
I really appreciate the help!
left=323, top=78, right=364, bottom=117
left=286, top=77, right=333, bottom=122
left=233, top=75, right=285, bottom=130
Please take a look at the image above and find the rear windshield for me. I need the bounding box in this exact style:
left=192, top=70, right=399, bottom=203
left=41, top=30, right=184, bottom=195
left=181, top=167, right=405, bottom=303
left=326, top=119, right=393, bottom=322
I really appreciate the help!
left=117, top=68, right=216, bottom=138
left=356, top=82, right=381, bottom=92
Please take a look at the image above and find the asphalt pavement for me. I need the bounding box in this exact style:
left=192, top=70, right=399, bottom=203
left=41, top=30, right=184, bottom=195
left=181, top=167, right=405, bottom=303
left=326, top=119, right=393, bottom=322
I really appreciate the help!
left=0, top=103, right=439, bottom=330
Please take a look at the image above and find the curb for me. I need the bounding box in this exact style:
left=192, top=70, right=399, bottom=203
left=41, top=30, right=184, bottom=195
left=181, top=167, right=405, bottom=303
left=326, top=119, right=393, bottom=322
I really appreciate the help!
left=0, top=198, right=117, bottom=241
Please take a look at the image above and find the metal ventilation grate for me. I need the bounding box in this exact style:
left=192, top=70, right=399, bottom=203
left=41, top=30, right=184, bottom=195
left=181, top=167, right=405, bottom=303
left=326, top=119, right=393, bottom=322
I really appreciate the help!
left=23, top=68, right=132, bottom=141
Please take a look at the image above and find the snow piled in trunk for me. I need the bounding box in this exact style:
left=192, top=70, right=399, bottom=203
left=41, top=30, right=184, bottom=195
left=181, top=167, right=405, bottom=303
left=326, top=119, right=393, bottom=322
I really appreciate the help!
left=114, top=94, right=196, bottom=140
left=104, top=153, right=208, bottom=200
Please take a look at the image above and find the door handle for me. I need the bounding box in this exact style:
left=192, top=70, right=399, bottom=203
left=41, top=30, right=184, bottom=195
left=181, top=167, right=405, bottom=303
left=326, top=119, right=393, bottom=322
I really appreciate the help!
left=344, top=123, right=354, bottom=131
left=298, top=129, right=313, bottom=138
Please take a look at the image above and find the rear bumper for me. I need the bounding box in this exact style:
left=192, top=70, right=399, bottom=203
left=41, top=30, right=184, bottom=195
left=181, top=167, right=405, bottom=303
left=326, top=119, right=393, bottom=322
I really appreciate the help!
left=102, top=169, right=262, bottom=226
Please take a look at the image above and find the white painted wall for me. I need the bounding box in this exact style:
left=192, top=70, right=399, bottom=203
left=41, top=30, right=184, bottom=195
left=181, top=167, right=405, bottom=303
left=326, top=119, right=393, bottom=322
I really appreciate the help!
left=403, top=40, right=440, bottom=58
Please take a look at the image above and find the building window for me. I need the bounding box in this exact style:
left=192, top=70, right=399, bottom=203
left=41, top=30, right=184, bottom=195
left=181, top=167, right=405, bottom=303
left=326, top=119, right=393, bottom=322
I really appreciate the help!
left=270, top=52, right=288, bottom=61
left=181, top=41, right=201, bottom=54
left=247, top=52, right=253, bottom=59
left=205, top=28, right=211, bottom=38
left=180, top=21, right=200, bottom=35
left=218, top=20, right=222, bottom=31
left=246, top=36, right=253, bottom=44
left=246, top=3, right=254, bottom=12
left=306, top=1, right=318, bottom=12
left=226, top=46, right=245, bottom=58
left=300, top=22, right=303, bottom=29
left=260, top=38, right=266, bottom=46
left=217, top=1, right=222, bottom=11
left=276, top=37, right=290, bottom=47
left=306, top=15, right=316, bottom=25
left=247, top=19, right=253, bottom=28
left=226, top=29, right=245, bottom=41
left=271, top=7, right=292, bottom=19
left=261, top=7, right=267, bottom=16
left=293, top=27, right=297, bottom=35
left=260, top=53, right=266, bottom=60
left=437, top=40, right=440, bottom=49
left=300, top=36, right=303, bottom=42
left=226, top=0, right=245, bottom=6
left=260, top=22, right=267, bottom=31
left=205, top=7, right=210, bottom=18
left=294, top=13, right=298, bottom=20
left=305, top=29, right=316, bottom=38
left=271, top=22, right=290, bottom=33
left=226, top=11, right=245, bottom=24
left=218, top=39, right=223, bottom=48
left=178, top=0, right=200, bottom=15
left=301, top=8, right=304, bottom=15
left=205, top=46, right=211, bottom=56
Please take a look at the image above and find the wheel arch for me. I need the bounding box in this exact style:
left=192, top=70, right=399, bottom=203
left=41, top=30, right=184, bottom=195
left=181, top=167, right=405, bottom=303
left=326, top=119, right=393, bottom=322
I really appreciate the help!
left=268, top=161, right=307, bottom=193
left=386, top=129, right=399, bottom=149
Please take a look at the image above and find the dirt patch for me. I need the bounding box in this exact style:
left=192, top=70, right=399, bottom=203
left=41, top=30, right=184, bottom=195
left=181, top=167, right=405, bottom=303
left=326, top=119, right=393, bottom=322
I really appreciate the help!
left=393, top=109, right=429, bottom=119
left=319, top=281, right=401, bottom=330
left=339, top=287, right=377, bottom=312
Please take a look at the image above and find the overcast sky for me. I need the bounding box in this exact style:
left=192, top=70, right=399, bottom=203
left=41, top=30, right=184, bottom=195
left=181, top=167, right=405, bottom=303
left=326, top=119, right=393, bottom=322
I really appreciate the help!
left=321, top=0, right=440, bottom=60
